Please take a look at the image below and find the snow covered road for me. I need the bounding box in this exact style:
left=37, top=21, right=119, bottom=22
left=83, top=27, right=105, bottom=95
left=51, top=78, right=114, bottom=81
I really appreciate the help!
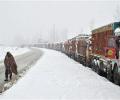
left=1, top=49, right=120, bottom=100
left=0, top=48, right=43, bottom=92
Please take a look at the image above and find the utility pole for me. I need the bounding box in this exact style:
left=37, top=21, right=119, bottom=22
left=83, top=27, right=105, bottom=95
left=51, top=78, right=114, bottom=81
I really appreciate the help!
left=53, top=24, right=56, bottom=42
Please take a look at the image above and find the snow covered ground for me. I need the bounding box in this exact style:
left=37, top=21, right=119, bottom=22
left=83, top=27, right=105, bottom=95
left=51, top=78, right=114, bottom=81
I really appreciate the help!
left=1, top=48, right=120, bottom=100
left=0, top=46, right=30, bottom=61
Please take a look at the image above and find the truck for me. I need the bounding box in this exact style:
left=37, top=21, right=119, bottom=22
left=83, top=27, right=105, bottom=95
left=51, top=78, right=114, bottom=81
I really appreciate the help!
left=69, top=38, right=76, bottom=59
left=63, top=41, right=71, bottom=56
left=91, top=22, right=120, bottom=84
left=75, top=35, right=90, bottom=65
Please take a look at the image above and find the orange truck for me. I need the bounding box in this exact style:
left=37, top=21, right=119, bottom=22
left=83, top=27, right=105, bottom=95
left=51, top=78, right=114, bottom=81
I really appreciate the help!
left=91, top=22, right=120, bottom=84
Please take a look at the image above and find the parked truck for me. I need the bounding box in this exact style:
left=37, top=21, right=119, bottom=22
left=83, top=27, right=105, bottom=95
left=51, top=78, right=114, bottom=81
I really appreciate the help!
left=91, top=22, right=120, bottom=84
left=69, top=38, right=76, bottom=59
left=75, top=35, right=90, bottom=65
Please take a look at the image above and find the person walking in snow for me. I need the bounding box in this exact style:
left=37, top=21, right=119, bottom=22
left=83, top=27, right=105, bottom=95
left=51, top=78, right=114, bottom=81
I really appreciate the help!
left=4, top=52, right=18, bottom=81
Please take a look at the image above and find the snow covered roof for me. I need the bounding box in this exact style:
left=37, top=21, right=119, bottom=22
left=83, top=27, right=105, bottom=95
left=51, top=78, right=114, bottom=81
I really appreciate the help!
left=67, top=33, right=90, bottom=40
left=67, top=33, right=79, bottom=40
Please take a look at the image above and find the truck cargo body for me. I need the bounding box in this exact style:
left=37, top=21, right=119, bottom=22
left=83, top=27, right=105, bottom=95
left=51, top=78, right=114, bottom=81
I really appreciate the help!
left=69, top=38, right=76, bottom=59
left=76, top=36, right=89, bottom=65
left=64, top=41, right=70, bottom=56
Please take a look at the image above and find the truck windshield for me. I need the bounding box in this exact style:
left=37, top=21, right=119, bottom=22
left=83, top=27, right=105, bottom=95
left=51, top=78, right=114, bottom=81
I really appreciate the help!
left=108, top=38, right=116, bottom=48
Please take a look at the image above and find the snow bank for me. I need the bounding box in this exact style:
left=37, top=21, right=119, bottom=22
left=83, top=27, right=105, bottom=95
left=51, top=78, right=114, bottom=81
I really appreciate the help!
left=1, top=49, right=120, bottom=100
left=0, top=46, right=30, bottom=61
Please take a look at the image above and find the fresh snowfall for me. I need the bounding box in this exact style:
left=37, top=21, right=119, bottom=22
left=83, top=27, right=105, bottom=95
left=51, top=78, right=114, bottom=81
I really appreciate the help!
left=0, top=48, right=120, bottom=100
left=0, top=46, right=30, bottom=61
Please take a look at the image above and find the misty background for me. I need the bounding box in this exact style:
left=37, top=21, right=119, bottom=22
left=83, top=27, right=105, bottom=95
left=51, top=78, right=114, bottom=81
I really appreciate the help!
left=0, top=0, right=120, bottom=46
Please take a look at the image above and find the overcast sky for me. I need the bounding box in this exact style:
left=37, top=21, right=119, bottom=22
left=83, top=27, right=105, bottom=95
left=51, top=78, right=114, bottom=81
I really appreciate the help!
left=0, top=0, right=120, bottom=45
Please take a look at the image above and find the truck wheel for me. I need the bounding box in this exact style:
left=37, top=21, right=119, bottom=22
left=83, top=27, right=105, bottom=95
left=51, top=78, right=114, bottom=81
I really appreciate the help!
left=113, top=65, right=119, bottom=85
left=96, top=65, right=99, bottom=73
left=88, top=61, right=91, bottom=68
left=99, top=61, right=104, bottom=75
left=107, top=66, right=113, bottom=81
left=96, top=65, right=101, bottom=75
left=91, top=61, right=95, bottom=71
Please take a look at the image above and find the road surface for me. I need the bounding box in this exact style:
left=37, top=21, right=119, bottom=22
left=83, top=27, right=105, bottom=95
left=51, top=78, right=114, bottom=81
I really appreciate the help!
left=0, top=48, right=43, bottom=92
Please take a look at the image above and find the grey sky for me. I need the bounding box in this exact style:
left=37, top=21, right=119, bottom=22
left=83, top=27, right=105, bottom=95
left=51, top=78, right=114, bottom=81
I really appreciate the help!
left=0, top=0, right=120, bottom=45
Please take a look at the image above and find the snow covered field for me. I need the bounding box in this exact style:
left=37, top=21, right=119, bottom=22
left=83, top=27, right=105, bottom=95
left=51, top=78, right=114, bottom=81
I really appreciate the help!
left=0, top=46, right=30, bottom=61
left=1, top=48, right=120, bottom=100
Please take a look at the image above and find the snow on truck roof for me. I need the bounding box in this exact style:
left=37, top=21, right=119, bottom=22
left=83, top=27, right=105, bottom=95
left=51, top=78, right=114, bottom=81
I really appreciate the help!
left=92, top=22, right=120, bottom=34
left=68, top=34, right=90, bottom=40
left=115, top=27, right=120, bottom=36
left=92, top=23, right=113, bottom=33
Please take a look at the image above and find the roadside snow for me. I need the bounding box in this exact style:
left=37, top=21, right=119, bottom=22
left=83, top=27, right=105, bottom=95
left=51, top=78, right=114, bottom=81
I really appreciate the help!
left=0, top=46, right=30, bottom=61
left=1, top=48, right=120, bottom=100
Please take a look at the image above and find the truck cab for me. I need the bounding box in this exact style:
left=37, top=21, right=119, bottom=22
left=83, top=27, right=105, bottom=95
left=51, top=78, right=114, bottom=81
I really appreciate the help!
left=104, top=27, right=120, bottom=84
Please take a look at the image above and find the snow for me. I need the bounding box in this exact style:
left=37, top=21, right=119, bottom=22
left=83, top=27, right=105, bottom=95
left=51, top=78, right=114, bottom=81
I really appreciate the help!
left=0, top=46, right=30, bottom=61
left=1, top=48, right=120, bottom=100
left=115, top=27, right=120, bottom=36
left=67, top=32, right=80, bottom=40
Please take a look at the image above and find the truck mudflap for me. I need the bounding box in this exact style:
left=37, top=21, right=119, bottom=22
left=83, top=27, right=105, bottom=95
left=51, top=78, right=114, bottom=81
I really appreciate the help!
left=118, top=66, right=120, bottom=73
left=113, top=65, right=120, bottom=85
